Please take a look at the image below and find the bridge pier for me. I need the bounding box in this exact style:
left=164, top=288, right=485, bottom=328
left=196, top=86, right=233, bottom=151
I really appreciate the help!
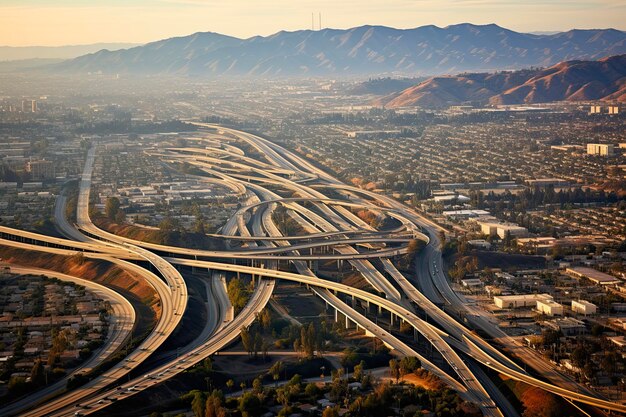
left=337, top=259, right=342, bottom=271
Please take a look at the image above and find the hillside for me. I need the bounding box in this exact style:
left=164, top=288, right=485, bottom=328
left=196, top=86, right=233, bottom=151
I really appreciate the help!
left=52, top=24, right=626, bottom=77
left=376, top=54, right=626, bottom=107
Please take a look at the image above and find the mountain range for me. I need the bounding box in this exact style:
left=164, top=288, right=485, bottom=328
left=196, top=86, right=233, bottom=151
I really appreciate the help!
left=374, top=54, right=626, bottom=107
left=53, top=24, right=626, bottom=77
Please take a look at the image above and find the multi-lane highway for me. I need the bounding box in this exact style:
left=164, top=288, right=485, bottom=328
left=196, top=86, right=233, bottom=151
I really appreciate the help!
left=0, top=266, right=135, bottom=417
left=1, top=124, right=623, bottom=417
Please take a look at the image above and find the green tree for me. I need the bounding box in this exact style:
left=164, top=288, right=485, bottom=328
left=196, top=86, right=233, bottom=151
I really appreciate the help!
left=253, top=332, right=262, bottom=358
left=269, top=361, right=283, bottom=386
left=389, top=359, right=400, bottom=382
left=322, top=405, right=340, bottom=417
left=240, top=327, right=252, bottom=356
left=305, top=382, right=319, bottom=397
left=30, top=359, right=45, bottom=387
left=191, top=391, right=207, bottom=417
left=194, top=215, right=207, bottom=234
left=407, top=239, right=425, bottom=256
left=571, top=346, right=588, bottom=369
left=252, top=377, right=263, bottom=394
left=226, top=379, right=234, bottom=392
left=105, top=197, right=120, bottom=220
left=238, top=391, right=260, bottom=417
left=353, top=360, right=365, bottom=382
left=399, top=356, right=421, bottom=376
left=114, top=209, right=126, bottom=224
left=228, top=278, right=250, bottom=313
left=258, top=309, right=271, bottom=331
left=204, top=394, right=225, bottom=417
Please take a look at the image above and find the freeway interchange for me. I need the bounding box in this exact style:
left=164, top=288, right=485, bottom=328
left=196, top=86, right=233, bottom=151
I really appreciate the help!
left=0, top=124, right=624, bottom=416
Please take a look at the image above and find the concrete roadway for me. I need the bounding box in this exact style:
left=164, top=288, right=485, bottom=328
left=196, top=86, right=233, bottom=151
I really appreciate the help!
left=4, top=126, right=622, bottom=415
left=0, top=266, right=135, bottom=417
left=16, top=250, right=179, bottom=417
left=19, top=146, right=188, bottom=417
left=220, top=127, right=622, bottom=412
left=265, top=142, right=618, bottom=412
left=240, top=177, right=485, bottom=410
left=233, top=169, right=493, bottom=412
left=49, top=279, right=275, bottom=417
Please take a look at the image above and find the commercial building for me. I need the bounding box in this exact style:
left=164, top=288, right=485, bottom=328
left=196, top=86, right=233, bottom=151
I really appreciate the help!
left=25, top=160, right=55, bottom=180
left=586, top=143, right=614, bottom=156
left=442, top=209, right=490, bottom=219
left=432, top=193, right=470, bottom=204
left=493, top=293, right=553, bottom=309
left=565, top=267, right=621, bottom=286
left=517, top=237, right=557, bottom=254
left=526, top=178, right=570, bottom=188
left=345, top=130, right=401, bottom=139
left=478, top=220, right=528, bottom=239
left=571, top=299, right=597, bottom=315
left=589, top=105, right=602, bottom=114
left=544, top=317, right=586, bottom=335
left=20, top=100, right=37, bottom=113
left=467, top=239, right=492, bottom=250
left=461, top=278, right=483, bottom=289
left=536, top=299, right=564, bottom=316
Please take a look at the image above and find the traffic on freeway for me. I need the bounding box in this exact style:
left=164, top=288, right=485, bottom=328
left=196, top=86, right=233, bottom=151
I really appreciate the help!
left=1, top=124, right=623, bottom=417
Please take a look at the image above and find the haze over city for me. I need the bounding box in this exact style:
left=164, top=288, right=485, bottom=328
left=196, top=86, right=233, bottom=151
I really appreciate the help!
left=0, top=1, right=625, bottom=417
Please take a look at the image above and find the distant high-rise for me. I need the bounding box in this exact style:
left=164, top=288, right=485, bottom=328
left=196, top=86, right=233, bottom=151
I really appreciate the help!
left=20, top=99, right=37, bottom=113
left=589, top=105, right=602, bottom=114
left=586, top=143, right=614, bottom=156
left=26, top=159, right=55, bottom=179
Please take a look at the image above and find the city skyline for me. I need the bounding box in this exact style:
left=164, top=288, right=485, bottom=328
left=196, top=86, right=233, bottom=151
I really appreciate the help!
left=1, top=0, right=626, bottom=47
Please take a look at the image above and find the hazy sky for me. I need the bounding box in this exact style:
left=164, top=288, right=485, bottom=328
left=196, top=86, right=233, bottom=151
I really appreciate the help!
left=2, top=0, right=625, bottom=46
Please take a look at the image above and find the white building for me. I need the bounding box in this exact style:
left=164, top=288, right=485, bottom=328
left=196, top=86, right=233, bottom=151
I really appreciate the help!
left=586, top=143, right=614, bottom=156
left=494, top=293, right=553, bottom=309
left=571, top=300, right=597, bottom=315
left=461, top=278, right=483, bottom=288
left=537, top=299, right=563, bottom=316
left=478, top=220, right=528, bottom=239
